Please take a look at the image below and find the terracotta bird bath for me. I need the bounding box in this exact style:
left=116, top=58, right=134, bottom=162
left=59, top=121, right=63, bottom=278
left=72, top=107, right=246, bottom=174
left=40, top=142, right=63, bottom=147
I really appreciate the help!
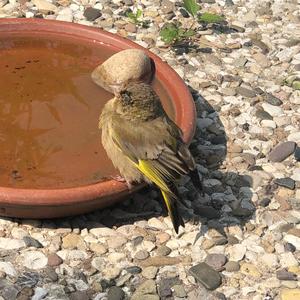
left=0, top=18, right=196, bottom=218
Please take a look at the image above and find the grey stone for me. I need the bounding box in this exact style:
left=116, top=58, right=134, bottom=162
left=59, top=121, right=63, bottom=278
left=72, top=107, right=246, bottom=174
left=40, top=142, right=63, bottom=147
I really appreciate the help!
left=265, top=93, right=283, bottom=106
left=83, top=7, right=101, bottom=21
left=204, top=254, right=227, bottom=271
left=135, top=250, right=149, bottom=260
left=23, top=236, right=43, bottom=248
left=107, top=286, right=125, bottom=300
left=125, top=266, right=142, bottom=274
left=225, top=261, right=240, bottom=272
left=256, top=109, right=273, bottom=120
left=189, top=263, right=222, bottom=290
left=274, top=178, right=295, bottom=190
left=32, top=287, right=48, bottom=300
left=70, top=291, right=89, bottom=300
left=172, top=284, right=187, bottom=298
left=268, top=141, right=296, bottom=162
left=258, top=198, right=271, bottom=207
left=236, top=87, right=256, bottom=98
left=284, top=243, right=296, bottom=253
left=294, top=147, right=300, bottom=161
left=276, top=269, right=297, bottom=281
left=155, top=245, right=171, bottom=256
left=2, top=285, right=19, bottom=300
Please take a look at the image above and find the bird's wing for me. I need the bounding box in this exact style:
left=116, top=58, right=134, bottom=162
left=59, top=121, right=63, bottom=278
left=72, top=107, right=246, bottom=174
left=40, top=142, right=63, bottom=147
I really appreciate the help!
left=109, top=114, right=195, bottom=233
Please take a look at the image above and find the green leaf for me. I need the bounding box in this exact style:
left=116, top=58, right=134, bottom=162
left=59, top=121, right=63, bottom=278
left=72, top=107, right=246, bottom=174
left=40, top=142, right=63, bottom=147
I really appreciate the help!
left=136, top=9, right=142, bottom=19
left=183, top=0, right=200, bottom=17
left=160, top=23, right=179, bottom=44
left=180, top=28, right=196, bottom=37
left=198, top=12, right=224, bottom=23
left=126, top=11, right=136, bottom=19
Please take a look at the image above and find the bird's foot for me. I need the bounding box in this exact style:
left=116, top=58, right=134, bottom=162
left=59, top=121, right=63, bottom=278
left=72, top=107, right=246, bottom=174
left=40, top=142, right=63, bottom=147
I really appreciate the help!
left=110, top=175, right=134, bottom=190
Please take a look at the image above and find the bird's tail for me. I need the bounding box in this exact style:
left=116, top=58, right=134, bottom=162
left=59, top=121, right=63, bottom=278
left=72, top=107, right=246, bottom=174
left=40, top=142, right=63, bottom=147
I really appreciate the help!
left=190, top=168, right=204, bottom=195
left=161, top=188, right=184, bottom=234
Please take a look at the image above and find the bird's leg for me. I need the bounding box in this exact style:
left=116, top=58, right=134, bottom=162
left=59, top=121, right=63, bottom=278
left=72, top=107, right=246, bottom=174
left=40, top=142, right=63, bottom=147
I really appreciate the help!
left=110, top=175, right=126, bottom=182
left=110, top=175, right=134, bottom=189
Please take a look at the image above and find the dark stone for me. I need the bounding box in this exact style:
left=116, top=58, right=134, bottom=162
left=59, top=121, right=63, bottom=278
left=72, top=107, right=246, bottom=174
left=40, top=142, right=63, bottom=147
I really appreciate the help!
left=258, top=198, right=271, bottom=207
left=100, top=279, right=116, bottom=290
left=230, top=25, right=245, bottom=33
left=251, top=38, right=269, bottom=54
left=274, top=178, right=295, bottom=190
left=243, top=41, right=253, bottom=47
left=23, top=236, right=43, bottom=248
left=225, top=0, right=234, bottom=6
left=204, top=254, right=227, bottom=271
left=179, top=8, right=189, bottom=18
left=225, top=261, right=240, bottom=272
left=69, top=291, right=89, bottom=300
left=125, top=266, right=142, bottom=274
left=189, top=263, right=222, bottom=290
left=16, top=272, right=39, bottom=288
left=268, top=141, right=296, bottom=162
left=158, top=277, right=181, bottom=298
left=193, top=205, right=220, bottom=219
left=242, top=123, right=250, bottom=131
left=236, top=87, right=256, bottom=98
left=132, top=236, right=143, bottom=246
left=16, top=287, right=33, bottom=300
left=211, top=135, right=227, bottom=145
left=294, top=146, right=300, bottom=161
left=44, top=267, right=58, bottom=282
left=83, top=7, right=102, bottom=21
left=284, top=242, right=296, bottom=253
left=265, top=93, right=283, bottom=106
left=2, top=285, right=19, bottom=300
left=107, top=286, right=125, bottom=300
left=276, top=269, right=297, bottom=281
left=255, top=109, right=273, bottom=120
left=227, top=235, right=239, bottom=245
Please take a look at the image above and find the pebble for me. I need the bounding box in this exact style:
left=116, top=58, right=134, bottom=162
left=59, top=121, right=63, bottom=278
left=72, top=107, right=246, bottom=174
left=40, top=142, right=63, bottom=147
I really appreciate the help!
left=265, top=93, right=283, bottom=106
left=62, top=233, right=85, bottom=250
left=135, top=250, right=150, bottom=260
left=142, top=266, right=158, bottom=279
left=236, top=87, right=256, bottom=98
left=227, top=244, right=246, bottom=261
left=0, top=262, right=17, bottom=277
left=268, top=141, right=296, bottom=162
left=23, top=236, right=43, bottom=248
left=280, top=289, right=300, bottom=300
left=83, top=7, right=101, bottom=21
left=189, top=263, right=222, bottom=290
left=274, top=178, right=295, bottom=190
left=0, top=238, right=25, bottom=250
left=261, top=103, right=283, bottom=116
left=107, top=286, right=125, bottom=300
left=32, top=287, right=48, bottom=300
left=294, top=146, right=300, bottom=161
left=22, top=251, right=48, bottom=270
left=204, top=254, right=227, bottom=271
left=276, top=269, right=297, bottom=281
left=225, top=261, right=240, bottom=272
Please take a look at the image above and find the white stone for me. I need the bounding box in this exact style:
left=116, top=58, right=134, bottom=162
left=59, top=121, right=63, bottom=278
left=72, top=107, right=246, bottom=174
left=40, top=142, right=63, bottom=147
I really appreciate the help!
left=107, top=253, right=126, bottom=263
left=261, top=120, right=276, bottom=129
left=287, top=132, right=300, bottom=143
left=147, top=218, right=167, bottom=230
left=0, top=262, right=17, bottom=277
left=258, top=253, right=278, bottom=268
left=261, top=103, right=284, bottom=117
left=280, top=252, right=298, bottom=268
left=22, top=251, right=47, bottom=270
left=284, top=234, right=300, bottom=250
left=32, top=287, right=48, bottom=300
left=227, top=244, right=246, bottom=261
left=291, top=168, right=300, bottom=181
left=32, top=0, right=57, bottom=13
left=90, top=227, right=118, bottom=237
left=0, top=238, right=25, bottom=250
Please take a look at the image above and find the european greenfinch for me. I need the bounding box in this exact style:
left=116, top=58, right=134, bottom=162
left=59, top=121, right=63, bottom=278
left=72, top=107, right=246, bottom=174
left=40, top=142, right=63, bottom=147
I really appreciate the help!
left=99, top=82, right=202, bottom=233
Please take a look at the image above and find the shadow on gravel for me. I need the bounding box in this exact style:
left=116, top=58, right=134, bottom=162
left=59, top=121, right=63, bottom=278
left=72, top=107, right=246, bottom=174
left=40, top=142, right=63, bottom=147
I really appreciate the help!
left=18, top=86, right=256, bottom=241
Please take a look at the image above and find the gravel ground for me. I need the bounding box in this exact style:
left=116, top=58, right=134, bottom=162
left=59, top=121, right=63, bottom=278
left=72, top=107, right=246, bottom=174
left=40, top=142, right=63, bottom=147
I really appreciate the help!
left=0, top=0, right=300, bottom=300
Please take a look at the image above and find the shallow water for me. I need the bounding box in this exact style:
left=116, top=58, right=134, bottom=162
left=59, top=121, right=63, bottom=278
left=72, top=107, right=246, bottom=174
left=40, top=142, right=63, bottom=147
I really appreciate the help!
left=0, top=35, right=174, bottom=189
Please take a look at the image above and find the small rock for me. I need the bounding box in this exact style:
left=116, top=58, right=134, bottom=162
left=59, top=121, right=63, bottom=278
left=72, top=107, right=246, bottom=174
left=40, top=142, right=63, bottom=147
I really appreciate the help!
left=276, top=269, right=297, bottom=281
left=280, top=289, right=300, bottom=300
left=189, top=262, right=222, bottom=290
left=172, top=284, right=187, bottom=298
left=135, top=250, right=149, bottom=260
left=124, top=23, right=137, bottom=33
left=22, top=251, right=47, bottom=270
left=236, top=87, right=256, bottom=98
left=227, top=244, right=246, bottom=261
left=133, top=279, right=157, bottom=295
left=23, top=236, right=43, bottom=248
left=240, top=263, right=261, bottom=277
left=62, top=233, right=85, bottom=250
left=32, top=0, right=57, bottom=13
left=161, top=0, right=174, bottom=14
left=288, top=132, right=300, bottom=143
left=47, top=253, right=63, bottom=267
left=83, top=7, right=101, bottom=21
left=284, top=243, right=296, bottom=253
left=294, top=147, right=300, bottom=161
left=142, top=266, right=158, bottom=279
left=225, top=261, right=240, bottom=272
left=125, top=266, right=142, bottom=274
left=268, top=141, right=296, bottom=162
left=107, top=286, right=125, bottom=300
left=44, top=267, right=58, bottom=282
left=258, top=198, right=271, bottom=207
left=0, top=262, right=17, bottom=277
left=140, top=256, right=181, bottom=267
left=274, top=178, right=295, bottom=190
left=265, top=93, right=283, bottom=106
left=256, top=109, right=273, bottom=120
left=69, top=291, right=89, bottom=300
left=0, top=238, right=25, bottom=250
left=262, top=103, right=283, bottom=117
left=204, top=254, right=227, bottom=271
left=32, top=287, right=48, bottom=300
left=155, top=245, right=171, bottom=256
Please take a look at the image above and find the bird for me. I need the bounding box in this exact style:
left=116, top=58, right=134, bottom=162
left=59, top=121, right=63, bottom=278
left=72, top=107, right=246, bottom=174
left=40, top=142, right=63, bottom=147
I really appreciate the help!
left=99, top=82, right=202, bottom=233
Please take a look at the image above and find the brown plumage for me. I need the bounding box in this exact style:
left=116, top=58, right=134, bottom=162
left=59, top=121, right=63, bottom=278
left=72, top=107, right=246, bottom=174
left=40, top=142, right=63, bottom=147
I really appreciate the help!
left=99, top=82, right=202, bottom=233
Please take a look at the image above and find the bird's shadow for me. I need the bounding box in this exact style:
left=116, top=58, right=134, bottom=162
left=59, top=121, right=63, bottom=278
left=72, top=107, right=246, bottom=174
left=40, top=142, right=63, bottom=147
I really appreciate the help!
left=17, top=86, right=256, bottom=242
